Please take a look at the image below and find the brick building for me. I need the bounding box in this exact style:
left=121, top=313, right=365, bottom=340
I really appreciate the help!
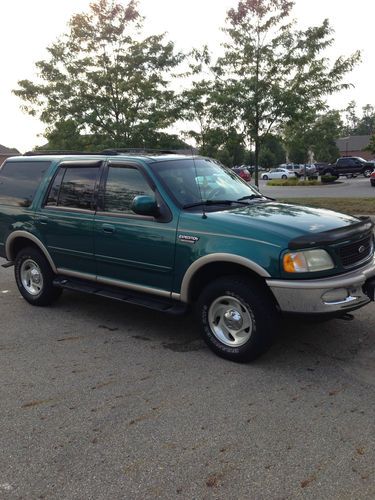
left=336, top=135, right=373, bottom=160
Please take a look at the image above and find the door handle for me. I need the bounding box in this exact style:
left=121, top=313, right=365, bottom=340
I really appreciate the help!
left=39, top=216, right=48, bottom=225
left=102, top=223, right=115, bottom=234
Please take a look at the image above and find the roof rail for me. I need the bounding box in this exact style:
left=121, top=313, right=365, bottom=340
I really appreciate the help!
left=24, top=150, right=100, bottom=156
left=23, top=148, right=182, bottom=157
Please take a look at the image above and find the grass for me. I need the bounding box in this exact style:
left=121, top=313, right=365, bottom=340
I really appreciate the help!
left=278, top=197, right=375, bottom=215
left=267, top=178, right=321, bottom=186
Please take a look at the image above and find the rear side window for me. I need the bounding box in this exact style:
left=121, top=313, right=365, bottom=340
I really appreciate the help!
left=46, top=166, right=100, bottom=210
left=0, top=161, right=50, bottom=207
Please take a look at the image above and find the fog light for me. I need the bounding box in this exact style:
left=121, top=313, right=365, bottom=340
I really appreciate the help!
left=322, top=288, right=349, bottom=304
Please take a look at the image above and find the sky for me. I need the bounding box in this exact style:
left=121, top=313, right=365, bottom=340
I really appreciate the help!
left=0, top=0, right=374, bottom=152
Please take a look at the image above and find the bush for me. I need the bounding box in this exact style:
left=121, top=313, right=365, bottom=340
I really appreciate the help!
left=321, top=175, right=338, bottom=184
left=267, top=178, right=320, bottom=186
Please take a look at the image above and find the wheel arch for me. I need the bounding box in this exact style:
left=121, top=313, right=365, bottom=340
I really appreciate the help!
left=177, top=254, right=271, bottom=303
left=5, top=231, right=57, bottom=273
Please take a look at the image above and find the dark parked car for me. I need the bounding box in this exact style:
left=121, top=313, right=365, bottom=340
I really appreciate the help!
left=370, top=171, right=375, bottom=187
left=320, top=157, right=375, bottom=178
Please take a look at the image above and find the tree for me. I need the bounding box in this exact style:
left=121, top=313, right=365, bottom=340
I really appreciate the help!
left=285, top=110, right=342, bottom=163
left=14, top=0, right=183, bottom=149
left=259, top=134, right=286, bottom=167
left=366, top=134, right=375, bottom=155
left=342, top=102, right=375, bottom=136
left=190, top=0, right=359, bottom=184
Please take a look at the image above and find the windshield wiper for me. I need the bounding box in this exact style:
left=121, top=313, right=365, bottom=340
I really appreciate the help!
left=237, top=194, right=275, bottom=202
left=183, top=199, right=250, bottom=209
left=237, top=194, right=264, bottom=201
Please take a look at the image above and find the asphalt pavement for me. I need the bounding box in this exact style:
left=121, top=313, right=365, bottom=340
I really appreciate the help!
left=258, top=176, right=375, bottom=198
left=0, top=262, right=374, bottom=499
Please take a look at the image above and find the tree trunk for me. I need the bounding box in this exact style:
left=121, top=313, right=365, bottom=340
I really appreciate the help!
left=254, top=138, right=260, bottom=187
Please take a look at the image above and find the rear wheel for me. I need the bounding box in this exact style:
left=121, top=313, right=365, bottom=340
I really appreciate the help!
left=281, top=174, right=287, bottom=179
left=197, top=276, right=278, bottom=362
left=262, top=175, right=268, bottom=180
left=14, top=247, right=62, bottom=306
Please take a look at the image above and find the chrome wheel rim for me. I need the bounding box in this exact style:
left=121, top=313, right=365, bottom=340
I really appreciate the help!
left=208, top=295, right=253, bottom=347
left=20, top=259, right=43, bottom=296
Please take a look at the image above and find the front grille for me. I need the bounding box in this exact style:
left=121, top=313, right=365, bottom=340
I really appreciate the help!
left=338, top=235, right=374, bottom=268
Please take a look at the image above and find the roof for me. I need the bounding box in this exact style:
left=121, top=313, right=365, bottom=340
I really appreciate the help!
left=336, top=135, right=371, bottom=152
left=6, top=153, right=196, bottom=164
left=0, top=144, right=20, bottom=155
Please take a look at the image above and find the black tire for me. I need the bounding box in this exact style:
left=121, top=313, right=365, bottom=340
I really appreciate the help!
left=363, top=168, right=373, bottom=178
left=14, top=247, right=62, bottom=306
left=281, top=174, right=287, bottom=179
left=196, top=276, right=278, bottom=362
left=371, top=180, right=375, bottom=187
left=262, top=175, right=268, bottom=180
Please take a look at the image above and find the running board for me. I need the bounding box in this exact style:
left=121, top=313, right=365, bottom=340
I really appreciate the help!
left=53, top=276, right=187, bottom=315
left=1, top=261, right=14, bottom=268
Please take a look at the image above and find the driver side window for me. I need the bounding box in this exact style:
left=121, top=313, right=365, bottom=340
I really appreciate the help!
left=103, top=166, right=153, bottom=214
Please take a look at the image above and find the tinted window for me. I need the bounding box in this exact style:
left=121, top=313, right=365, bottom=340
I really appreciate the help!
left=46, top=166, right=99, bottom=210
left=46, top=168, right=65, bottom=206
left=0, top=160, right=50, bottom=207
left=104, top=167, right=153, bottom=214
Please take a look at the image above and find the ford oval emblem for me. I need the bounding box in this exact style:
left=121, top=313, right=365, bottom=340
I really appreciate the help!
left=358, top=245, right=366, bottom=254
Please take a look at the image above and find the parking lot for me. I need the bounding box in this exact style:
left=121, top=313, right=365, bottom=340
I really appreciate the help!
left=259, top=175, right=375, bottom=199
left=0, top=260, right=374, bottom=499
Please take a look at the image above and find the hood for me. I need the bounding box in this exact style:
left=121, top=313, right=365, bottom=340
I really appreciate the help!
left=206, top=201, right=360, bottom=248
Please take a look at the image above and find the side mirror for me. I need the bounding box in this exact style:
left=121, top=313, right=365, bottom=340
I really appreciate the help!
left=131, top=195, right=158, bottom=216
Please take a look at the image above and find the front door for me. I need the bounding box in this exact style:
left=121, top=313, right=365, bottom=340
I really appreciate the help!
left=94, top=161, right=177, bottom=294
left=35, top=160, right=102, bottom=276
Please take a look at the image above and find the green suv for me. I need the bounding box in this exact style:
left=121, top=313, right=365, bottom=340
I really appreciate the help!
left=1, top=151, right=374, bottom=362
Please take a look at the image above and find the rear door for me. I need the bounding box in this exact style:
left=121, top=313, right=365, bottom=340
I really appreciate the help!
left=0, top=159, right=51, bottom=257
left=35, top=160, right=103, bottom=276
left=94, top=161, right=177, bottom=294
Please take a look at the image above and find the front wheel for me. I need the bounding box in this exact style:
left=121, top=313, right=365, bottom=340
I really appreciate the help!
left=281, top=175, right=287, bottom=179
left=196, top=276, right=278, bottom=362
left=14, top=247, right=62, bottom=306
left=363, top=168, right=373, bottom=178
left=262, top=175, right=268, bottom=180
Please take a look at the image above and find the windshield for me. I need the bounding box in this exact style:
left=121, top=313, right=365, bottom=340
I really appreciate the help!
left=151, top=158, right=263, bottom=208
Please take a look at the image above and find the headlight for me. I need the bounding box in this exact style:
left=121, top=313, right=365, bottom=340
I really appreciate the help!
left=283, top=249, right=334, bottom=273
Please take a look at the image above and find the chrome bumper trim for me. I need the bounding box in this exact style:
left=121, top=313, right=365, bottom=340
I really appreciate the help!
left=267, top=257, right=375, bottom=314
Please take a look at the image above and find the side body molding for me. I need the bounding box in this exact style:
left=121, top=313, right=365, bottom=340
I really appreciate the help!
left=177, top=253, right=271, bottom=303
left=5, top=230, right=58, bottom=274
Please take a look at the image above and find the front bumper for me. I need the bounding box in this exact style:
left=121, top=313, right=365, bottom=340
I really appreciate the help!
left=267, top=257, right=375, bottom=315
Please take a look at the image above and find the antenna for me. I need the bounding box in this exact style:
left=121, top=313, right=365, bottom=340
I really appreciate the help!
left=190, top=145, right=207, bottom=219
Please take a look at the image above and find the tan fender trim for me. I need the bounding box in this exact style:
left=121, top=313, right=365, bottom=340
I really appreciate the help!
left=179, top=253, right=270, bottom=303
left=5, top=231, right=57, bottom=273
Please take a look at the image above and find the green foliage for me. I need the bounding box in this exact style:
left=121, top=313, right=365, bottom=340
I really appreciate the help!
left=14, top=0, right=183, bottom=149
left=321, top=175, right=338, bottom=183
left=285, top=110, right=342, bottom=163
left=184, top=0, right=359, bottom=184
left=366, top=134, right=375, bottom=154
left=342, top=102, right=375, bottom=136
left=267, top=178, right=319, bottom=186
left=259, top=135, right=286, bottom=167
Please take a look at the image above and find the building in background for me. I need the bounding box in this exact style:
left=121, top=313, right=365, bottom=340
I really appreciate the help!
left=336, top=135, right=372, bottom=160
left=0, top=144, right=20, bottom=165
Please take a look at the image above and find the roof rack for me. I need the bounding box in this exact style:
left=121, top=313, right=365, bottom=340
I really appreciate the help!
left=23, top=148, right=181, bottom=157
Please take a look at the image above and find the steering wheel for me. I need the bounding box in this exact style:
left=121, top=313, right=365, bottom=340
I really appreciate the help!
left=207, top=187, right=225, bottom=200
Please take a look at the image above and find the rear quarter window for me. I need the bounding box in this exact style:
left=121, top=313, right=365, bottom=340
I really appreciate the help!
left=0, top=161, right=51, bottom=207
